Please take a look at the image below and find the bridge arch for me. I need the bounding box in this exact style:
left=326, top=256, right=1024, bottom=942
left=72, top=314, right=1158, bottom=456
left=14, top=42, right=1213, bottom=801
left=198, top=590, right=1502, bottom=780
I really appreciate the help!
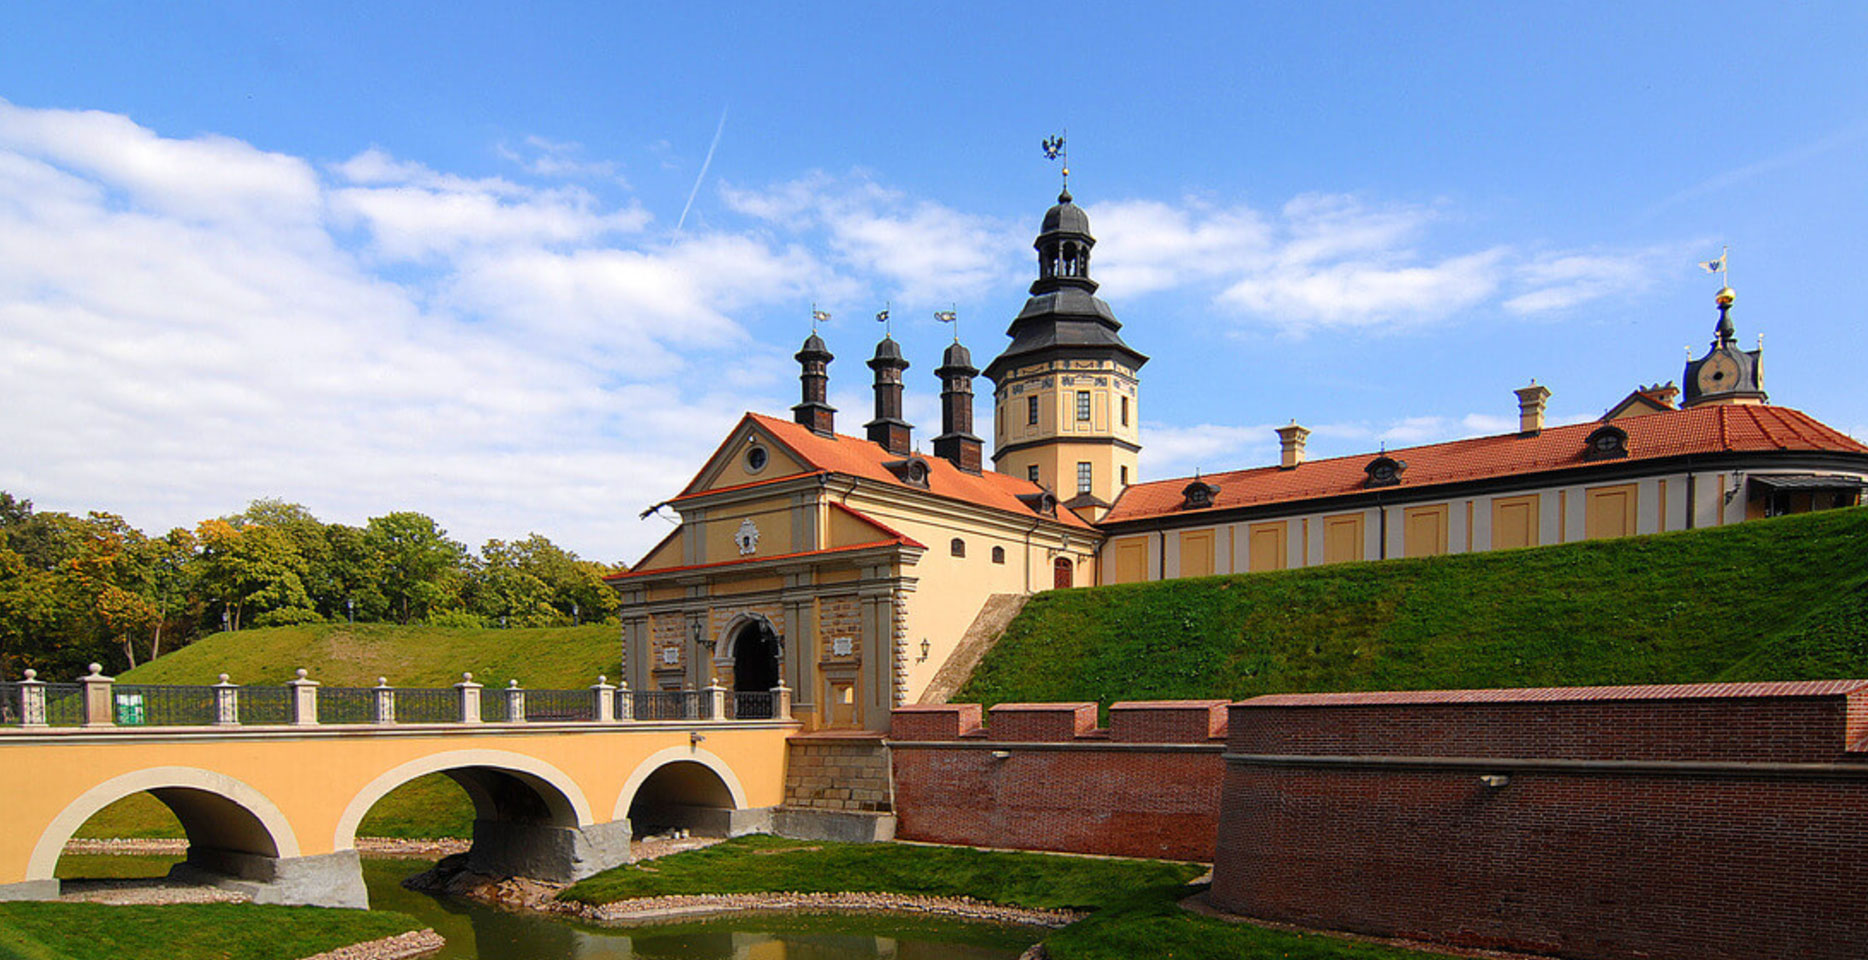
left=333, top=749, right=595, bottom=851
left=28, top=766, right=300, bottom=881
left=614, top=746, right=749, bottom=836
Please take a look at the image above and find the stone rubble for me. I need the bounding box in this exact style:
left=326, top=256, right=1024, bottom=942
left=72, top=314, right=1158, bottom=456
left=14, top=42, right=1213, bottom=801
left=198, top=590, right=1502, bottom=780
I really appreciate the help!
left=292, top=929, right=445, bottom=960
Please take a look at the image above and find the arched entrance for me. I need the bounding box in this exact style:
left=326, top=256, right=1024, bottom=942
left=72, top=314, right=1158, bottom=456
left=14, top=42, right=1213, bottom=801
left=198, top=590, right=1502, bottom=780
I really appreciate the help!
left=1054, top=557, right=1074, bottom=589
left=727, top=617, right=780, bottom=719
left=617, top=748, right=752, bottom=840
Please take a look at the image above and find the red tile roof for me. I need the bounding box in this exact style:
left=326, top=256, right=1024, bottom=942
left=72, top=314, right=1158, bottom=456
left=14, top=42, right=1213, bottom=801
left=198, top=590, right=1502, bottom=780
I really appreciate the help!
left=1105, top=404, right=1868, bottom=524
left=1240, top=679, right=1868, bottom=708
left=684, top=413, right=1095, bottom=531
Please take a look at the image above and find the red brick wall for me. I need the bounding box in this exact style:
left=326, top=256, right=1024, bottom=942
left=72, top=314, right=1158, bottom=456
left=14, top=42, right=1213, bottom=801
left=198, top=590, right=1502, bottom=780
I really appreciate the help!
left=1211, top=681, right=1868, bottom=960
left=889, top=700, right=1227, bottom=861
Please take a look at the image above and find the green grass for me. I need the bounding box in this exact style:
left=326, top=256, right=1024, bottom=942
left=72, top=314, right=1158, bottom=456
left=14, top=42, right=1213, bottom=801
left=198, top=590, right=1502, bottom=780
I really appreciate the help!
left=959, top=507, right=1868, bottom=708
left=561, top=836, right=1453, bottom=960
left=119, top=622, right=621, bottom=689
left=0, top=903, right=425, bottom=960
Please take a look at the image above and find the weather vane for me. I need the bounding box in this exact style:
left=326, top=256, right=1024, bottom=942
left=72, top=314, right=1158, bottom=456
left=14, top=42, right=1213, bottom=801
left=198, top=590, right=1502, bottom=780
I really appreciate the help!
left=1698, top=246, right=1730, bottom=288
left=876, top=302, right=892, bottom=338
left=1042, top=133, right=1068, bottom=195
left=810, top=304, right=829, bottom=332
left=935, top=306, right=958, bottom=341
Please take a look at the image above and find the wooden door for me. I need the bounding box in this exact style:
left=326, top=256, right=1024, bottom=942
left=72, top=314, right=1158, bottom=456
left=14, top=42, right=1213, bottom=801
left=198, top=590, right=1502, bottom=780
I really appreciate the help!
left=1053, top=557, right=1074, bottom=589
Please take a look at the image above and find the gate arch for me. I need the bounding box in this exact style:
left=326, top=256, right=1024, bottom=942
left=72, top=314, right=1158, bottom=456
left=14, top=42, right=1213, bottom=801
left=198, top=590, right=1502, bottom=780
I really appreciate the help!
left=333, top=749, right=594, bottom=850
left=29, top=767, right=299, bottom=881
left=612, top=746, right=749, bottom=825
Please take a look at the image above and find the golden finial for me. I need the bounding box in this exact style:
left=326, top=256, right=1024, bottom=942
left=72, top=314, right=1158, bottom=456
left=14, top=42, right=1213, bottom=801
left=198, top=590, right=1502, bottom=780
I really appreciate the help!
left=1716, top=286, right=1736, bottom=307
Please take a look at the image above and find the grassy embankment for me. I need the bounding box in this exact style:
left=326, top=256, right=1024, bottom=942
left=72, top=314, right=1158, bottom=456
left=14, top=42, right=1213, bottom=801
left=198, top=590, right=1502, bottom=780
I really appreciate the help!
left=0, top=903, right=425, bottom=960
left=959, top=507, right=1868, bottom=709
left=562, top=835, right=1453, bottom=960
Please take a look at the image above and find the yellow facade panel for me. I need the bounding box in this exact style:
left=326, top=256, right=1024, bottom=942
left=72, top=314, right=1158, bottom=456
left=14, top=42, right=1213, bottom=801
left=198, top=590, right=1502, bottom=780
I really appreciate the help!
left=1112, top=537, right=1148, bottom=584
left=1179, top=530, right=1215, bottom=578
left=1322, top=513, right=1364, bottom=565
left=1247, top=522, right=1287, bottom=572
left=1492, top=495, right=1540, bottom=550
left=1585, top=483, right=1638, bottom=540
left=1403, top=504, right=1449, bottom=557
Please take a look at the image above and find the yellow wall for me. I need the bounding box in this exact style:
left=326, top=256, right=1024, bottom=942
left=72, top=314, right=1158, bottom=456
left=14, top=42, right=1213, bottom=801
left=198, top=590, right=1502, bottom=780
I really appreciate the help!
left=1112, top=536, right=1149, bottom=583
left=1585, top=483, right=1638, bottom=540
left=707, top=436, right=808, bottom=489
left=1179, top=530, right=1215, bottom=578
left=700, top=495, right=796, bottom=565
left=992, top=357, right=1141, bottom=505
left=1492, top=494, right=1540, bottom=549
left=1248, top=522, right=1287, bottom=572
left=1403, top=504, right=1449, bottom=557
left=1322, top=513, right=1365, bottom=564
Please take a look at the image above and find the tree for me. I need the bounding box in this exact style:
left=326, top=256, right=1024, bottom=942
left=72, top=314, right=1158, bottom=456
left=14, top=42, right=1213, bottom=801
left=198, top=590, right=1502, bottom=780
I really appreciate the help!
left=365, top=512, right=467, bottom=624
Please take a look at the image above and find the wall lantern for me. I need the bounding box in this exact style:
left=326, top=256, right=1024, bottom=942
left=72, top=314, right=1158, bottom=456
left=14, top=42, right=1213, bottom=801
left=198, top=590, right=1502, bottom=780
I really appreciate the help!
left=1479, top=774, right=1511, bottom=789
left=918, top=638, right=932, bottom=662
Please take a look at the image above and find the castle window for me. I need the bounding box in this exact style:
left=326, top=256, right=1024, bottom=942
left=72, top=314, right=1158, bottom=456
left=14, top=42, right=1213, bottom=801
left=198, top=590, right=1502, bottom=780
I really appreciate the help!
left=1027, top=396, right=1039, bottom=425
left=1077, top=462, right=1093, bottom=494
left=1076, top=391, right=1091, bottom=421
left=1028, top=465, right=1040, bottom=483
left=991, top=546, right=1006, bottom=564
left=1120, top=396, right=1129, bottom=427
left=1181, top=479, right=1219, bottom=510
left=950, top=538, right=966, bottom=558
left=745, top=445, right=768, bottom=472
left=1364, top=456, right=1407, bottom=488
left=1120, top=465, right=1130, bottom=487
left=1583, top=425, right=1630, bottom=461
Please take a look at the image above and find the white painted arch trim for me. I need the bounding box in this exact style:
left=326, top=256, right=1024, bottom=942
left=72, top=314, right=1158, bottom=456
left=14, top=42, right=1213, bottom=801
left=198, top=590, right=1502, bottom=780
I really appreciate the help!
left=28, top=766, right=300, bottom=881
left=612, top=745, right=750, bottom=821
left=333, top=749, right=596, bottom=851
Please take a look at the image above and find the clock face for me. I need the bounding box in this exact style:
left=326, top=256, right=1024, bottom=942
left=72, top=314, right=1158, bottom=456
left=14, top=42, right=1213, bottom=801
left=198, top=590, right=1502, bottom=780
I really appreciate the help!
left=1698, top=352, right=1741, bottom=393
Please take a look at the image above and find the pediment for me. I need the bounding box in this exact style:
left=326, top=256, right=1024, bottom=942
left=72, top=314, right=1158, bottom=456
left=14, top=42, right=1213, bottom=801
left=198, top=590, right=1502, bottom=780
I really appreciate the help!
left=681, top=416, right=811, bottom=497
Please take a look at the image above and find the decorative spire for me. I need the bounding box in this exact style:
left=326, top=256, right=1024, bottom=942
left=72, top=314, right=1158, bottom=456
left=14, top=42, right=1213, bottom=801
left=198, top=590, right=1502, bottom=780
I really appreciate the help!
left=1042, top=133, right=1069, bottom=201
left=865, top=336, right=912, bottom=455
left=933, top=334, right=981, bottom=474
left=792, top=319, right=836, bottom=437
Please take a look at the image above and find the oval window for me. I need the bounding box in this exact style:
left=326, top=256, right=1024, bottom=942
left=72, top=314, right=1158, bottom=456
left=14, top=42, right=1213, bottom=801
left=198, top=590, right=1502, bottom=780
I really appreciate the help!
left=746, top=446, right=769, bottom=472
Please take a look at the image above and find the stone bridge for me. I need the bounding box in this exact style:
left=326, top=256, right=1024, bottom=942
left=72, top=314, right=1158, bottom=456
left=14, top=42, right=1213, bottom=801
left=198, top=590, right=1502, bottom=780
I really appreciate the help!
left=0, top=668, right=795, bottom=908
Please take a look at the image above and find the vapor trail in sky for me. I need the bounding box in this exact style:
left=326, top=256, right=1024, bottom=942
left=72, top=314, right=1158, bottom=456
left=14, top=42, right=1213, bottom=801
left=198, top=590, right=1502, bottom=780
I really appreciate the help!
left=675, top=107, right=728, bottom=235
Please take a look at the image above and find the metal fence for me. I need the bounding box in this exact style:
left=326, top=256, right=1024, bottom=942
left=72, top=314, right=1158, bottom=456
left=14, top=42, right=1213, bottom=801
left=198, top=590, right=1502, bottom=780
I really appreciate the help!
left=393, top=687, right=457, bottom=724
left=43, top=683, right=84, bottom=726
left=525, top=688, right=596, bottom=722
left=482, top=689, right=516, bottom=723
left=320, top=687, right=378, bottom=724
left=0, top=683, right=20, bottom=725
left=631, top=689, right=699, bottom=721
left=110, top=684, right=219, bottom=726
left=729, top=691, right=776, bottom=720
left=239, top=686, right=295, bottom=725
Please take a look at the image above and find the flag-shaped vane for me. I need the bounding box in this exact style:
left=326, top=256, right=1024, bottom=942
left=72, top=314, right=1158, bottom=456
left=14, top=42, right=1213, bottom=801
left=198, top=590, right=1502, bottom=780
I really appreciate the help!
left=1699, top=253, right=1727, bottom=274
left=934, top=310, right=957, bottom=324
left=810, top=307, right=830, bottom=330
left=876, top=304, right=892, bottom=337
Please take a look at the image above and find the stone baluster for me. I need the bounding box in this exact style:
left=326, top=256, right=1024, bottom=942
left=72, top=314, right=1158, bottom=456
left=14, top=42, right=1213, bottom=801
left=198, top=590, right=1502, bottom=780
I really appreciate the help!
left=504, top=680, right=525, bottom=723
left=373, top=678, right=395, bottom=724
left=455, top=673, right=482, bottom=724
left=592, top=676, right=616, bottom=723
left=615, top=678, right=633, bottom=722
left=80, top=663, right=114, bottom=727
left=213, top=674, right=240, bottom=726
left=772, top=680, right=793, bottom=721
left=704, top=679, right=726, bottom=722
left=18, top=670, right=46, bottom=727
left=289, top=668, right=319, bottom=726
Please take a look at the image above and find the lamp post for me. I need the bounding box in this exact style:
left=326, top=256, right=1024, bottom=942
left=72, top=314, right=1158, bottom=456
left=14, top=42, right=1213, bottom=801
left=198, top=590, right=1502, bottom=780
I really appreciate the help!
left=346, top=597, right=354, bottom=624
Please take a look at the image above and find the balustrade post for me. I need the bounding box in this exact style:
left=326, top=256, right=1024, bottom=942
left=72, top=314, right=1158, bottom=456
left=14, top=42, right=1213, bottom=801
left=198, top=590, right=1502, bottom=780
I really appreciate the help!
left=80, top=663, right=115, bottom=727
left=772, top=680, right=792, bottom=721
left=288, top=668, right=320, bottom=726
left=373, top=678, right=396, bottom=724
left=704, top=680, right=726, bottom=722
left=592, top=676, right=616, bottom=723
left=213, top=674, right=240, bottom=726
left=504, top=680, right=525, bottom=723
left=615, top=678, right=633, bottom=721
left=18, top=670, right=46, bottom=727
left=455, top=673, right=483, bottom=724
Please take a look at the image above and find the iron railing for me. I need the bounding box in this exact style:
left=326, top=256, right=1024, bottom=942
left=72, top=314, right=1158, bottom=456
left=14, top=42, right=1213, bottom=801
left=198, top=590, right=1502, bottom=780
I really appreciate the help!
left=729, top=691, right=776, bottom=720
left=632, top=689, right=699, bottom=721
left=110, top=684, right=219, bottom=726
left=0, top=683, right=20, bottom=725
left=525, top=688, right=596, bottom=722
left=393, top=687, right=457, bottom=724
left=482, top=689, right=516, bottom=723
left=239, top=686, right=294, bottom=725
left=319, top=687, right=378, bottom=724
left=43, top=683, right=84, bottom=726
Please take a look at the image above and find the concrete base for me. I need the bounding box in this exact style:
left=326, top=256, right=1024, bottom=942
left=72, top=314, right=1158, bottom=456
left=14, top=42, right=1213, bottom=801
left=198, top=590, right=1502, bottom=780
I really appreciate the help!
left=647, top=804, right=776, bottom=838
left=469, top=819, right=633, bottom=883
left=0, top=879, right=60, bottom=902
left=773, top=807, right=897, bottom=844
left=174, top=848, right=369, bottom=909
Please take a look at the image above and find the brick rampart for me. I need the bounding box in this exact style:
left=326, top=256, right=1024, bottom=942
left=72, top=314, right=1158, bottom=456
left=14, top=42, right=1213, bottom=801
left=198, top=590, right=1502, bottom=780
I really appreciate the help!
left=1210, top=680, right=1868, bottom=960
left=888, top=700, right=1227, bottom=861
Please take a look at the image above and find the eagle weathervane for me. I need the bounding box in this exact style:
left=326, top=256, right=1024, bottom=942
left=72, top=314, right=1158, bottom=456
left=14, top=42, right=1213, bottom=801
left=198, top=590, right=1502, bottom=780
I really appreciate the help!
left=1042, top=133, right=1069, bottom=196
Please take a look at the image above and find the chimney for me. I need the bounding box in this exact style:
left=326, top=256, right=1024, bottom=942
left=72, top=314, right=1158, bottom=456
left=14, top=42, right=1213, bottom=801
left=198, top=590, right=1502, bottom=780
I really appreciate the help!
left=933, top=340, right=983, bottom=473
left=865, top=336, right=912, bottom=455
left=1275, top=421, right=1310, bottom=469
left=1515, top=382, right=1551, bottom=435
left=792, top=333, right=836, bottom=436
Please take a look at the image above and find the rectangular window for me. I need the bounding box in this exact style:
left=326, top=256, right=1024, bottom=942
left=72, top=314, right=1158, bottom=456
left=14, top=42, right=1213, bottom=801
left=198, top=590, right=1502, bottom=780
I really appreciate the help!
left=1322, top=513, right=1365, bottom=565
left=1076, top=391, right=1091, bottom=422
left=1403, top=505, right=1449, bottom=557
left=1027, top=396, right=1039, bottom=425
left=1027, top=465, right=1040, bottom=484
left=1119, top=465, right=1129, bottom=487
left=1120, top=395, right=1130, bottom=427
left=1077, top=462, right=1092, bottom=494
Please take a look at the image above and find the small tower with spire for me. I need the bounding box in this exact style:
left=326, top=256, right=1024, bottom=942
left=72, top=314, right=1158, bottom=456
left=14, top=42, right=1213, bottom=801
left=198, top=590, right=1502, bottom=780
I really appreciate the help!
left=1682, top=285, right=1767, bottom=408
left=865, top=336, right=913, bottom=455
left=934, top=338, right=983, bottom=473
left=792, top=331, right=837, bottom=437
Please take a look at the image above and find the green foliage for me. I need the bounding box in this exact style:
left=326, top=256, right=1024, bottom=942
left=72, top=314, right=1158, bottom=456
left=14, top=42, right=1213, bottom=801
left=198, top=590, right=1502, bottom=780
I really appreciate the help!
left=960, top=508, right=1868, bottom=708
left=61, top=772, right=475, bottom=844
left=0, top=903, right=424, bottom=960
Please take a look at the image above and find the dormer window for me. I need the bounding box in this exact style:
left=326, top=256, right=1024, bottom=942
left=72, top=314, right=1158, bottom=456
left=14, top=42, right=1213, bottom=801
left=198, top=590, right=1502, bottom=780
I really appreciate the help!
left=1584, top=425, right=1629, bottom=461
left=1017, top=491, right=1058, bottom=517
left=1364, top=456, right=1406, bottom=488
left=884, top=456, right=932, bottom=488
left=1181, top=480, right=1219, bottom=510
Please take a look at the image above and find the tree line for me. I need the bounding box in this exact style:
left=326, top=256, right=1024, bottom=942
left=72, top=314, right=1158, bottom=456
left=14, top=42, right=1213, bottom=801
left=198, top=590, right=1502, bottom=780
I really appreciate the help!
left=0, top=492, right=626, bottom=679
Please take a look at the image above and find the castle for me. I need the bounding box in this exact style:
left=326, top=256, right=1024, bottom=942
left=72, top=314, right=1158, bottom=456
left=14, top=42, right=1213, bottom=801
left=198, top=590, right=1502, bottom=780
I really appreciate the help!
left=609, top=189, right=1868, bottom=731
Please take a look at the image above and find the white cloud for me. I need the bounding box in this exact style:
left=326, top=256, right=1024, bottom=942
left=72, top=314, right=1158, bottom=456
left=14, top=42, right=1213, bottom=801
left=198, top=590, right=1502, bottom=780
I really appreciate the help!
left=1220, top=249, right=1507, bottom=332
left=1504, top=246, right=1678, bottom=314
left=497, top=135, right=625, bottom=182
left=1136, top=422, right=1278, bottom=478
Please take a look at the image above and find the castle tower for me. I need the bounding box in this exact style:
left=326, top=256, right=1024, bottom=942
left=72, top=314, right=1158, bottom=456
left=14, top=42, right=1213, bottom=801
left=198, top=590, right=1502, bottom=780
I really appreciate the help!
left=933, top=339, right=983, bottom=473
left=984, top=188, right=1148, bottom=518
left=791, top=331, right=836, bottom=436
left=865, top=335, right=913, bottom=455
left=1682, top=286, right=1767, bottom=408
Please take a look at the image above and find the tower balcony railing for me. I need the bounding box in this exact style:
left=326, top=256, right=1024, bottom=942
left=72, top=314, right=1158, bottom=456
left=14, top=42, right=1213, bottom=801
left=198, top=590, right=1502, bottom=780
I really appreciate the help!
left=0, top=666, right=792, bottom=730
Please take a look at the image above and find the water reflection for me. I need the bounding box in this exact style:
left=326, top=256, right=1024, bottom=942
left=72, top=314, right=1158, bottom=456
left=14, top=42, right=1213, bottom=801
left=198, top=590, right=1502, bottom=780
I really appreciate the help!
left=362, top=858, right=1032, bottom=960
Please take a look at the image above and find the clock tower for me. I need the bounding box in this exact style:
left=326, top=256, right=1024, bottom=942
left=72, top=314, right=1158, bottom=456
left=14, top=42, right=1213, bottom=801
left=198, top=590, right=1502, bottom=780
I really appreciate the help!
left=984, top=189, right=1148, bottom=520
left=1682, top=286, right=1766, bottom=408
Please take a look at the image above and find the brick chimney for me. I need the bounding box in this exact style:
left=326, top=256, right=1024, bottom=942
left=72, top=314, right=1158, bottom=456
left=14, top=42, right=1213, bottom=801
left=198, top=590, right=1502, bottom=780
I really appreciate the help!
left=933, top=340, right=983, bottom=473
left=865, top=336, right=912, bottom=455
left=1275, top=421, right=1310, bottom=469
left=1515, top=382, right=1551, bottom=436
left=791, top=333, right=836, bottom=436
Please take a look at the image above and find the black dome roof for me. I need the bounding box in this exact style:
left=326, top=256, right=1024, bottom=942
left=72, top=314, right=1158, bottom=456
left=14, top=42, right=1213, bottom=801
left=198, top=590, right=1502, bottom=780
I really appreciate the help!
left=1040, top=190, right=1092, bottom=236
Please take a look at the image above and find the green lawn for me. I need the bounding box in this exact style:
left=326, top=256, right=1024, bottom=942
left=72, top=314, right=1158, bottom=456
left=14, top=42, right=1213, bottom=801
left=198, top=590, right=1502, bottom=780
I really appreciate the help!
left=960, top=507, right=1868, bottom=709
left=0, top=903, right=425, bottom=960
left=562, top=836, right=1452, bottom=960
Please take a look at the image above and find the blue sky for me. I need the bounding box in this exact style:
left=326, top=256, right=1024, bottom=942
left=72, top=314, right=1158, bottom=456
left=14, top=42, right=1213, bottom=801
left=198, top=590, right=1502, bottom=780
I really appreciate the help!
left=3, top=2, right=1865, bottom=561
